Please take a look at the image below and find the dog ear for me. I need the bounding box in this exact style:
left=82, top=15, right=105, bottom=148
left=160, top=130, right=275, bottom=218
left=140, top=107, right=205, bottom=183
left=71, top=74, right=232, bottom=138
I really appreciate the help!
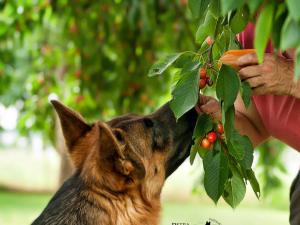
left=98, top=123, right=145, bottom=181
left=51, top=100, right=92, bottom=150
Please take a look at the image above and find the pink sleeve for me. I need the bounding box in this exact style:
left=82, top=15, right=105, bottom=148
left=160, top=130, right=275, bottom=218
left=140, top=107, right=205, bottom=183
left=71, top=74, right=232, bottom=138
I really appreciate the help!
left=252, top=95, right=300, bottom=151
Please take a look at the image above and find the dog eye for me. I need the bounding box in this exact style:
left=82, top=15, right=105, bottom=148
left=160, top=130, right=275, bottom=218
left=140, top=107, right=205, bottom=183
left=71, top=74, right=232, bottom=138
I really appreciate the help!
left=143, top=118, right=154, bottom=128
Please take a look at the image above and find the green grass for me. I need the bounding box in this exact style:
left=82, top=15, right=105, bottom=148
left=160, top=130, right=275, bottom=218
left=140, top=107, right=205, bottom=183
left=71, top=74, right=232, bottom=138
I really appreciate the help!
left=0, top=191, right=51, bottom=225
left=0, top=191, right=289, bottom=225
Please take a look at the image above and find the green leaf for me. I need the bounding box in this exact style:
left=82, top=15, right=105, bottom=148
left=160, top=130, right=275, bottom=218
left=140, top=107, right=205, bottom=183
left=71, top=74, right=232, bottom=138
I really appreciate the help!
left=286, top=0, right=300, bottom=22
left=281, top=16, right=300, bottom=50
left=170, top=69, right=200, bottom=119
left=213, top=28, right=230, bottom=59
left=195, top=11, right=217, bottom=44
left=171, top=70, right=182, bottom=86
left=188, top=0, right=210, bottom=19
left=190, top=143, right=199, bottom=164
left=239, top=135, right=254, bottom=169
left=271, top=5, right=287, bottom=49
left=275, top=2, right=287, bottom=20
left=223, top=105, right=235, bottom=140
left=295, top=46, right=300, bottom=80
left=228, top=129, right=248, bottom=160
left=198, top=41, right=210, bottom=55
left=228, top=30, right=240, bottom=49
left=254, top=3, right=275, bottom=63
left=198, top=144, right=209, bottom=158
left=148, top=53, right=184, bottom=76
left=240, top=81, right=251, bottom=108
left=212, top=36, right=224, bottom=60
left=221, top=0, right=245, bottom=15
left=173, top=54, right=194, bottom=69
left=216, top=65, right=240, bottom=112
left=193, top=113, right=214, bottom=139
left=222, top=169, right=246, bottom=208
left=229, top=7, right=249, bottom=34
left=227, top=129, right=253, bottom=166
left=209, top=0, right=221, bottom=18
left=213, top=139, right=222, bottom=153
left=227, top=140, right=244, bottom=161
left=246, top=169, right=261, bottom=199
left=247, top=0, right=263, bottom=15
left=181, top=60, right=201, bottom=74
left=203, top=151, right=229, bottom=204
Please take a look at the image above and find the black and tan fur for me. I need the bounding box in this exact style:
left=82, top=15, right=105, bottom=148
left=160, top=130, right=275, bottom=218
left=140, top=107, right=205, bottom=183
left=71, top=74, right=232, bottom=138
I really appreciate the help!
left=32, top=100, right=197, bottom=225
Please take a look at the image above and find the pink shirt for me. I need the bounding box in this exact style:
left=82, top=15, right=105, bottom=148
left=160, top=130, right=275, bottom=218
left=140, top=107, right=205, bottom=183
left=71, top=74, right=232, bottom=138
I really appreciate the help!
left=237, top=23, right=300, bottom=151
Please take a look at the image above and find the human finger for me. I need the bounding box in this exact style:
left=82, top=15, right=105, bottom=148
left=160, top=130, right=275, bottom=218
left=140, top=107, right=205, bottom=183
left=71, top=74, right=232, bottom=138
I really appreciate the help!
left=200, top=99, right=220, bottom=114
left=211, top=111, right=222, bottom=121
left=245, top=76, right=264, bottom=89
left=237, top=53, right=258, bottom=67
left=238, top=65, right=262, bottom=80
left=199, top=95, right=213, bottom=105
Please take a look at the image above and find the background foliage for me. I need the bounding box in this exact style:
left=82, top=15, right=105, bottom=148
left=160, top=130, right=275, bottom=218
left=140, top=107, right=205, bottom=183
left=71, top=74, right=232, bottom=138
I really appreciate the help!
left=0, top=0, right=195, bottom=144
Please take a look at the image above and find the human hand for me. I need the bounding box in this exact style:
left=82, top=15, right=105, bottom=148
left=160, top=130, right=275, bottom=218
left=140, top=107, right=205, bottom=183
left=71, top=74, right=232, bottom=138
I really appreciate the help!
left=195, top=95, right=221, bottom=121
left=237, top=53, right=295, bottom=96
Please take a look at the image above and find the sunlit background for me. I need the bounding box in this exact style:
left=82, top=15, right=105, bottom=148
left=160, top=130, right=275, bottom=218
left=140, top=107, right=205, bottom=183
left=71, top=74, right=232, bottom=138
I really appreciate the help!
left=0, top=1, right=299, bottom=225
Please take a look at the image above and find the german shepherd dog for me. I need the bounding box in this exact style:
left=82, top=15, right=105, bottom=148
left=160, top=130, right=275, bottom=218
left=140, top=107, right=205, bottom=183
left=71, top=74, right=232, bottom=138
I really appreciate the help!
left=32, top=100, right=197, bottom=225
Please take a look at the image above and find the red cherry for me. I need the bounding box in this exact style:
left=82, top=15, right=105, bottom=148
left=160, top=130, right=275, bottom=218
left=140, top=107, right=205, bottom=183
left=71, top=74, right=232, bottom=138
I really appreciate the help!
left=217, top=123, right=224, bottom=134
left=207, top=132, right=217, bottom=143
left=206, top=36, right=214, bottom=46
left=199, top=68, right=207, bottom=79
left=199, top=78, right=206, bottom=89
left=201, top=138, right=211, bottom=149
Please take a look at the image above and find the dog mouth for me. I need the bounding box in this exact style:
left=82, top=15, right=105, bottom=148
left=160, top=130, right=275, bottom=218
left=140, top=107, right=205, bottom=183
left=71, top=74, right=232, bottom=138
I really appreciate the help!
left=165, top=130, right=194, bottom=178
left=164, top=106, right=198, bottom=178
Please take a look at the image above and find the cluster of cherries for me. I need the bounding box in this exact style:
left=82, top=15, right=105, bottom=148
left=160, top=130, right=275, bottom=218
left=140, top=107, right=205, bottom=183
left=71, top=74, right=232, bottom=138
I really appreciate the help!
left=200, top=123, right=224, bottom=149
left=198, top=36, right=214, bottom=90
left=198, top=68, right=213, bottom=89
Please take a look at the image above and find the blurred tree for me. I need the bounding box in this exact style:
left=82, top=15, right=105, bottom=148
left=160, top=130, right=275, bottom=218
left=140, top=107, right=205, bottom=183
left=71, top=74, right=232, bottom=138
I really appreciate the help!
left=0, top=0, right=195, bottom=182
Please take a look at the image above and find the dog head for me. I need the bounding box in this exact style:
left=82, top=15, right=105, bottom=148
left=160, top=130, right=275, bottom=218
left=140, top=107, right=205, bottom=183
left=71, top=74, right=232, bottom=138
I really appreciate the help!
left=52, top=100, right=197, bottom=202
